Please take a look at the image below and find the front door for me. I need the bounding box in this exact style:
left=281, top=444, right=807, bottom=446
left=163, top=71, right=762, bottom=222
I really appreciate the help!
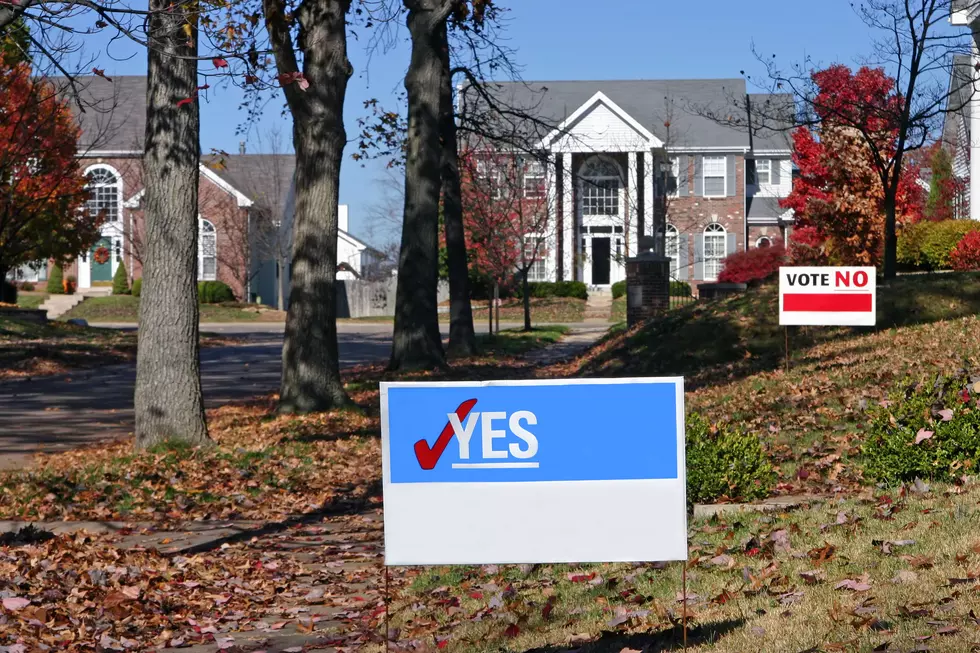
left=90, top=238, right=113, bottom=282
left=591, top=238, right=611, bottom=285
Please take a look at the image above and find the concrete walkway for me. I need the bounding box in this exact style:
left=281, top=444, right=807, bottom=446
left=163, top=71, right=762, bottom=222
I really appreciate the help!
left=0, top=323, right=607, bottom=470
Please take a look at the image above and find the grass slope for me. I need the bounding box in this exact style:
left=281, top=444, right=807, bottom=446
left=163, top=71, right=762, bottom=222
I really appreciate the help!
left=62, top=295, right=286, bottom=323
left=0, top=316, right=137, bottom=379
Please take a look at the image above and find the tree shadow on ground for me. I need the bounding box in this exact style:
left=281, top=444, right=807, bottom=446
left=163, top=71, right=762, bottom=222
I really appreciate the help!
left=523, top=618, right=745, bottom=653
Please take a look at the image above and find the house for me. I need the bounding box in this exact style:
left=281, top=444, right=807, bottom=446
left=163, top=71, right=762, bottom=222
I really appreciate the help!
left=9, top=75, right=380, bottom=308
left=940, top=53, right=975, bottom=220
left=460, top=79, right=796, bottom=289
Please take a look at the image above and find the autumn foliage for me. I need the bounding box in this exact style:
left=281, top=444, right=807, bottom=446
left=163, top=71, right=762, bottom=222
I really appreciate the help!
left=781, top=66, right=923, bottom=267
left=718, top=242, right=788, bottom=285
left=949, top=231, right=980, bottom=271
left=0, top=57, right=92, bottom=279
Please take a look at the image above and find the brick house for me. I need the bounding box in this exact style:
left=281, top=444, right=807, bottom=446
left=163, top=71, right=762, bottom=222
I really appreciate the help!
left=461, top=79, right=796, bottom=289
left=9, top=75, right=379, bottom=307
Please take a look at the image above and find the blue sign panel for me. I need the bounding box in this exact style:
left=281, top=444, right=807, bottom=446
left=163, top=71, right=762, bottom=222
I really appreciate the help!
left=385, top=380, right=681, bottom=484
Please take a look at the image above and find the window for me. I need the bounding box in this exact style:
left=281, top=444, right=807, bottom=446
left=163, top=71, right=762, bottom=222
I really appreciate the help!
left=756, top=236, right=773, bottom=248
left=199, top=219, right=217, bottom=281
left=702, top=156, right=726, bottom=197
left=524, top=236, right=547, bottom=282
left=703, top=223, right=726, bottom=281
left=522, top=159, right=546, bottom=198
left=668, top=157, right=680, bottom=197
left=665, top=224, right=680, bottom=277
left=85, top=167, right=121, bottom=222
left=755, top=159, right=771, bottom=186
left=580, top=157, right=621, bottom=216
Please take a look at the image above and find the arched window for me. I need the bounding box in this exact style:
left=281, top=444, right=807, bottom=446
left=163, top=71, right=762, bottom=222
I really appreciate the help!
left=703, top=223, right=727, bottom=281
left=85, top=166, right=121, bottom=222
left=199, top=219, right=217, bottom=281
left=580, top=156, right=621, bottom=216
left=665, top=224, right=680, bottom=276
left=756, top=236, right=773, bottom=248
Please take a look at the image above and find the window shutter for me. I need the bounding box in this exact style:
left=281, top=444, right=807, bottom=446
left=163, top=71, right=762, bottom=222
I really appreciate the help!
left=726, top=233, right=737, bottom=256
left=677, top=234, right=689, bottom=280
left=694, top=156, right=704, bottom=197
left=677, top=155, right=689, bottom=197
left=771, top=159, right=781, bottom=186
left=726, top=155, right=736, bottom=197
left=693, top=234, right=704, bottom=281
left=746, top=159, right=757, bottom=185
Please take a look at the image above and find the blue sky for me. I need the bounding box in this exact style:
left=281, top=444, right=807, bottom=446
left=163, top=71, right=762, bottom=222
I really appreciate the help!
left=68, top=1, right=956, bottom=245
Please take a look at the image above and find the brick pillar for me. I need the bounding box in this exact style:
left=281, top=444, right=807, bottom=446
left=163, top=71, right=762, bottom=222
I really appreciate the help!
left=626, top=252, right=671, bottom=328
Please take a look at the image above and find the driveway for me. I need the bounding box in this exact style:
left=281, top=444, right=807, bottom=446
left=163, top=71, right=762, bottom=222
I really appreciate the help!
left=0, top=322, right=605, bottom=469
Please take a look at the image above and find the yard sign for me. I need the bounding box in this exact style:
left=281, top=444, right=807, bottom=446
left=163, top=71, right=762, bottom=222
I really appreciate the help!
left=779, top=266, right=877, bottom=327
left=381, top=378, right=687, bottom=566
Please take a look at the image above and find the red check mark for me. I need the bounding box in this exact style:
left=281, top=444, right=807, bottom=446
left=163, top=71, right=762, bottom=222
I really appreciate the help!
left=414, top=399, right=478, bottom=470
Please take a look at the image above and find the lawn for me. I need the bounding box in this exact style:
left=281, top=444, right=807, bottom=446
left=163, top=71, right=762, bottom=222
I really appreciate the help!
left=469, top=297, right=588, bottom=324
left=476, top=325, right=570, bottom=356
left=61, top=295, right=286, bottom=323
left=15, top=292, right=47, bottom=310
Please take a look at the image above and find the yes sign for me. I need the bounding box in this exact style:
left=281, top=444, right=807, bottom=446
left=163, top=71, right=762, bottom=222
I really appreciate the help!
left=381, top=379, right=688, bottom=566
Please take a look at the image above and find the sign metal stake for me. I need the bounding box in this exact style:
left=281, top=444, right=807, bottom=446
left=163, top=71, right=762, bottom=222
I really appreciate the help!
left=682, top=562, right=688, bottom=649
left=384, top=565, right=390, bottom=653
left=784, top=326, right=790, bottom=373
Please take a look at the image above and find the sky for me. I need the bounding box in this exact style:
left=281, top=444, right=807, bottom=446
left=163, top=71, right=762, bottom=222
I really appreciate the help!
left=61, top=0, right=962, bottom=246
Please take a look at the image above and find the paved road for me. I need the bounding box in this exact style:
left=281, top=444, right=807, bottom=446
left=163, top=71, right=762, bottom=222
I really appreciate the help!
left=0, top=322, right=606, bottom=469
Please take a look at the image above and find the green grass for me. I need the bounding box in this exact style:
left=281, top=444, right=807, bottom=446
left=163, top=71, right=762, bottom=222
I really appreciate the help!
left=0, top=316, right=137, bottom=378
left=61, top=295, right=282, bottom=323
left=15, top=292, right=47, bottom=310
left=468, top=297, right=588, bottom=324
left=475, top=325, right=570, bottom=357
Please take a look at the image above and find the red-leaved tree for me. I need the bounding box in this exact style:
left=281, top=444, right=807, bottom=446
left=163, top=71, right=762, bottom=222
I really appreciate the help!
left=459, top=145, right=554, bottom=332
left=718, top=241, right=787, bottom=285
left=0, top=57, right=92, bottom=298
left=781, top=66, right=923, bottom=268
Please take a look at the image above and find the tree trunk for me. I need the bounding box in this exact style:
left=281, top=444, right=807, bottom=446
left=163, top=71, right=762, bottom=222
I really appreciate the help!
left=883, top=191, right=898, bottom=280
left=0, top=264, right=10, bottom=303
left=276, top=258, right=285, bottom=312
left=488, top=287, right=492, bottom=337
left=134, top=1, right=209, bottom=448
left=390, top=0, right=451, bottom=371
left=522, top=271, right=531, bottom=332
left=438, top=20, right=476, bottom=357
left=264, top=0, right=352, bottom=413
left=494, top=281, right=500, bottom=334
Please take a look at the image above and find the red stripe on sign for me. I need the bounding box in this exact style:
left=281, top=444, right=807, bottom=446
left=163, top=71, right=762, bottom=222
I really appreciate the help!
left=783, top=293, right=872, bottom=312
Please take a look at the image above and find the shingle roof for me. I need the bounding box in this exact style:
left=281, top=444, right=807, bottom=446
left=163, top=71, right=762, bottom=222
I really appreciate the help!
left=461, top=79, right=795, bottom=151
left=213, top=154, right=295, bottom=219
left=50, top=75, right=147, bottom=151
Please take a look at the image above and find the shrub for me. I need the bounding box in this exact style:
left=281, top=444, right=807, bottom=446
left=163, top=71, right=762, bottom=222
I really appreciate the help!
left=1, top=280, right=16, bottom=304
left=611, top=280, right=626, bottom=300
left=19, top=281, right=34, bottom=292
left=198, top=280, right=235, bottom=304
left=899, top=220, right=980, bottom=270
left=862, top=372, right=980, bottom=485
left=132, top=278, right=142, bottom=298
left=513, top=281, right=588, bottom=300
left=46, top=263, right=64, bottom=295
left=788, top=226, right=829, bottom=265
left=112, top=261, right=130, bottom=295
left=686, top=412, right=775, bottom=506
left=554, top=280, right=588, bottom=300
left=64, top=275, right=76, bottom=294
left=670, top=280, right=693, bottom=297
left=950, top=230, right=980, bottom=271
left=718, top=242, right=787, bottom=285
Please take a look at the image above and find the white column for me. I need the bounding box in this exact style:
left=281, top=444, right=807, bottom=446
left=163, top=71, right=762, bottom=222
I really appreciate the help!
left=972, top=32, right=980, bottom=221
left=545, top=153, right=559, bottom=281
left=627, top=151, right=639, bottom=258
left=644, top=151, right=655, bottom=237
left=562, top=152, right=574, bottom=280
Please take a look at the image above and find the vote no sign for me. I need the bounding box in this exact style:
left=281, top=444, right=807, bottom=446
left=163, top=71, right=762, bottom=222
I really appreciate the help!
left=779, top=266, right=876, bottom=327
left=380, top=379, right=687, bottom=566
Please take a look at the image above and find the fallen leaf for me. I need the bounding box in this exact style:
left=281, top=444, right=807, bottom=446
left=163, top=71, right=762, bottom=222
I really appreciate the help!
left=835, top=578, right=872, bottom=592
left=2, top=597, right=30, bottom=611
left=892, top=570, right=918, bottom=584
left=915, top=429, right=934, bottom=444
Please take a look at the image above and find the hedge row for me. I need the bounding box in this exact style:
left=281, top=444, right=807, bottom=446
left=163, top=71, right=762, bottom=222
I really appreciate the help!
left=897, top=220, right=980, bottom=270
left=131, top=279, right=234, bottom=304
left=513, top=281, right=588, bottom=300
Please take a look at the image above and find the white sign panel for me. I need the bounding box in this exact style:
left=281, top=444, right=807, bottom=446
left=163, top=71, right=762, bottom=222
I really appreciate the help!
left=381, top=378, right=687, bottom=566
left=779, top=266, right=876, bottom=327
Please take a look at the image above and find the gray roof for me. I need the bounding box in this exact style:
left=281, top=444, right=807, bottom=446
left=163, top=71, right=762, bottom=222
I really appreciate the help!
left=51, top=75, right=147, bottom=151
left=746, top=195, right=789, bottom=220
left=213, top=154, right=295, bottom=218
left=461, top=78, right=795, bottom=151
